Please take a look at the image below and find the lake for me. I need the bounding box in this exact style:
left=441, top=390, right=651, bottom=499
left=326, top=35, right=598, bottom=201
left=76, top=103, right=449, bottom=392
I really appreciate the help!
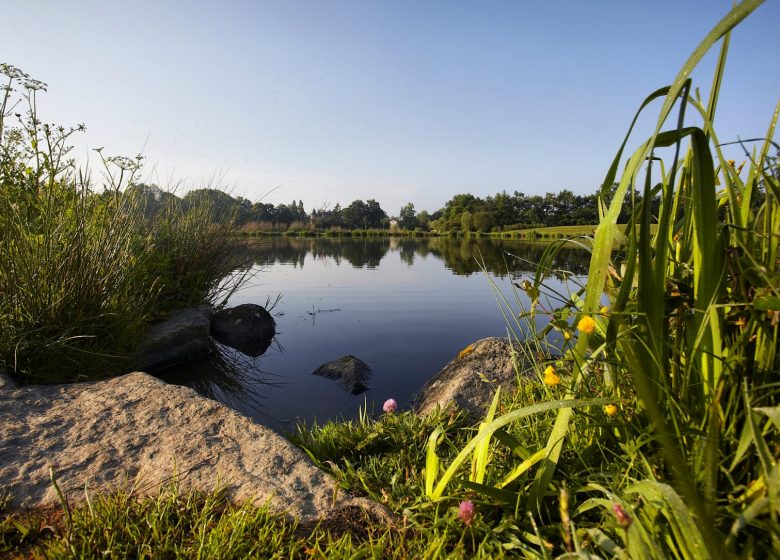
left=161, top=236, right=590, bottom=431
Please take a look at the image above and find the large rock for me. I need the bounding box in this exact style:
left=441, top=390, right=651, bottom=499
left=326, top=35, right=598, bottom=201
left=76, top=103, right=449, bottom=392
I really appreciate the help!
left=210, top=304, right=276, bottom=357
left=135, top=307, right=211, bottom=371
left=313, top=355, right=371, bottom=394
left=0, top=372, right=384, bottom=526
left=412, top=337, right=529, bottom=417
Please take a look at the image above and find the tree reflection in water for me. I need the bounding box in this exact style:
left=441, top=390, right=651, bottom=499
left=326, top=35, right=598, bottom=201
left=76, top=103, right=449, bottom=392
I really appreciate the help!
left=232, top=236, right=591, bottom=278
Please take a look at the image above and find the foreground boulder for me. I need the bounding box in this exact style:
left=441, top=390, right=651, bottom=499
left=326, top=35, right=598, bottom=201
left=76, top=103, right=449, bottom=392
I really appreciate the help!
left=313, top=355, right=371, bottom=394
left=412, top=337, right=530, bottom=417
left=210, top=304, right=276, bottom=357
left=135, top=307, right=212, bottom=371
left=0, top=372, right=384, bottom=526
left=0, top=365, right=14, bottom=389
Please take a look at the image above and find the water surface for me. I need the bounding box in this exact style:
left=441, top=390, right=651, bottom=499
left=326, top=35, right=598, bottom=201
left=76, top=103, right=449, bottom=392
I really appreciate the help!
left=162, top=237, right=590, bottom=431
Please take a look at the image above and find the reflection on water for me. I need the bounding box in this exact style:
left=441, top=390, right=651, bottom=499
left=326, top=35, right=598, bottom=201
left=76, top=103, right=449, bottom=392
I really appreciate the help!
left=235, top=236, right=591, bottom=277
left=162, top=237, right=591, bottom=431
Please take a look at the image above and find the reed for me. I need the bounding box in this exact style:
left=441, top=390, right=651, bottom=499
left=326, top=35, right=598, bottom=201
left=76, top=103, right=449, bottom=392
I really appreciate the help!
left=423, top=1, right=779, bottom=556
left=0, top=64, right=245, bottom=382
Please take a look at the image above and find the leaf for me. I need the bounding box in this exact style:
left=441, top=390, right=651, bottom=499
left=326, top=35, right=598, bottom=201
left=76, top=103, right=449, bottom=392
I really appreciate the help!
left=626, top=480, right=711, bottom=560
left=428, top=398, right=614, bottom=501
left=754, top=296, right=780, bottom=312
left=754, top=406, right=780, bottom=433
left=424, top=427, right=444, bottom=498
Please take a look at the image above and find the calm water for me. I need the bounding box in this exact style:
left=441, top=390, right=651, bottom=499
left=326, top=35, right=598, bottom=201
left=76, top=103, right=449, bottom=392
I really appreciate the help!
left=162, top=237, right=590, bottom=431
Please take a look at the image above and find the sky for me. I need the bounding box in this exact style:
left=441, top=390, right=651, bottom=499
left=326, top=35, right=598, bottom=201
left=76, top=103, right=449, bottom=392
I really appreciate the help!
left=3, top=1, right=778, bottom=215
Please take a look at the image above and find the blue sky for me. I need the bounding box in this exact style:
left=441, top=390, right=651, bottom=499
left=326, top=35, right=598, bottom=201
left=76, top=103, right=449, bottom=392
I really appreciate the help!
left=3, top=1, right=778, bottom=214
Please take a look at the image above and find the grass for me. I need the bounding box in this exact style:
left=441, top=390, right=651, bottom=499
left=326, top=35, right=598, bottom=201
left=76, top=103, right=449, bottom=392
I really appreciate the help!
left=0, top=397, right=615, bottom=559
left=0, top=65, right=247, bottom=382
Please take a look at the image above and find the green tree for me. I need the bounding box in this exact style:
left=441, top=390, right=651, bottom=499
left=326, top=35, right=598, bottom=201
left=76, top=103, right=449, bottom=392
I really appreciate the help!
left=399, top=202, right=417, bottom=230
left=365, top=199, right=387, bottom=228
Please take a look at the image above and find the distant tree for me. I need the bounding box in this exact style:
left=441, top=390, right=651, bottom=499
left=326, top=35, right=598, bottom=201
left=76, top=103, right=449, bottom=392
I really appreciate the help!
left=365, top=199, right=387, bottom=228
left=417, top=210, right=431, bottom=231
left=460, top=210, right=473, bottom=232
left=342, top=199, right=369, bottom=229
left=399, top=202, right=417, bottom=230
left=124, top=182, right=181, bottom=219
left=472, top=210, right=494, bottom=232
left=183, top=188, right=237, bottom=223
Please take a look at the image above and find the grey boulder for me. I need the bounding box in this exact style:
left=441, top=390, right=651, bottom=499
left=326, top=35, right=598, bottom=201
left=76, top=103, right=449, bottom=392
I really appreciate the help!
left=210, top=304, right=276, bottom=357
left=135, top=307, right=212, bottom=371
left=313, top=355, right=371, bottom=394
left=412, top=337, right=529, bottom=417
left=0, top=371, right=386, bottom=526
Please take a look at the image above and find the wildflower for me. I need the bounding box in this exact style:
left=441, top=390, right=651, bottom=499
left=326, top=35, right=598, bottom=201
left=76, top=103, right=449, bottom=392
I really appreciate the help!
left=382, top=398, right=398, bottom=413
left=457, top=344, right=475, bottom=360
left=604, top=404, right=618, bottom=417
left=612, top=503, right=632, bottom=528
left=543, top=365, right=560, bottom=387
left=458, top=500, right=476, bottom=525
left=577, top=315, right=596, bottom=334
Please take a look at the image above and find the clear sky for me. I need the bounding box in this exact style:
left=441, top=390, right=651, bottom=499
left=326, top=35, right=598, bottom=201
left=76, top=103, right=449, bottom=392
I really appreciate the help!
left=3, top=1, right=778, bottom=214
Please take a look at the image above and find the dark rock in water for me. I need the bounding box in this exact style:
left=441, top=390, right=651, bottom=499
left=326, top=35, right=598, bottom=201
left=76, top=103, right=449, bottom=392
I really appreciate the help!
left=135, top=307, right=212, bottom=371
left=313, top=355, right=371, bottom=394
left=412, top=337, right=532, bottom=417
left=210, top=304, right=276, bottom=357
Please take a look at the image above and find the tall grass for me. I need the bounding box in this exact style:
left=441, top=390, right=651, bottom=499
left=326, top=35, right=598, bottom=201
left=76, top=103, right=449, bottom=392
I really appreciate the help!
left=0, top=64, right=246, bottom=382
left=424, top=1, right=779, bottom=557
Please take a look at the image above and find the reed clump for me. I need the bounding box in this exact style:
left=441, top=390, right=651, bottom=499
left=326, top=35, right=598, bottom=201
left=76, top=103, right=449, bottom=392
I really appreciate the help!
left=420, top=2, right=779, bottom=557
left=0, top=64, right=245, bottom=382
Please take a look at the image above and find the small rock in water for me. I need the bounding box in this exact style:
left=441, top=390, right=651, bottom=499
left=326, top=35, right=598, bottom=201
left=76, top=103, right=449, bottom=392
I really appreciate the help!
left=312, top=355, right=371, bottom=394
left=210, top=304, right=276, bottom=357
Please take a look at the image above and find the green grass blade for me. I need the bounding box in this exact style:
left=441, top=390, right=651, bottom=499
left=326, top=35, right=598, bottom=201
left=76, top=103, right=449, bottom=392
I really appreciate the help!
left=429, top=398, right=614, bottom=501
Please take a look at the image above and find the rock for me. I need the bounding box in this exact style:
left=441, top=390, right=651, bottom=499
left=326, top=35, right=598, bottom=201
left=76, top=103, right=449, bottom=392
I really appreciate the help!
left=313, top=355, right=371, bottom=394
left=210, top=304, right=276, bottom=357
left=135, top=307, right=212, bottom=371
left=0, top=372, right=385, bottom=526
left=412, top=337, right=530, bottom=417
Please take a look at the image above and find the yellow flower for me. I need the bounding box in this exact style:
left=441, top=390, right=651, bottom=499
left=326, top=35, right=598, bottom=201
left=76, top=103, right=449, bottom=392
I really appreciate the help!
left=604, top=404, right=618, bottom=417
left=599, top=306, right=609, bottom=315
left=543, top=365, right=560, bottom=387
left=578, top=316, right=596, bottom=334
left=457, top=344, right=475, bottom=360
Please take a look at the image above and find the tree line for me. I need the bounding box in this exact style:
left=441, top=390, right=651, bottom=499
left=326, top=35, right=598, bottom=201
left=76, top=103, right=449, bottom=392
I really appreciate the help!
left=127, top=183, right=645, bottom=232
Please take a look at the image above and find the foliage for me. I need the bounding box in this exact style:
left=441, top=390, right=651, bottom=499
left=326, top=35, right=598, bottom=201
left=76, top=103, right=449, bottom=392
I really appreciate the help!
left=0, top=64, right=245, bottom=382
left=421, top=2, right=779, bottom=557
